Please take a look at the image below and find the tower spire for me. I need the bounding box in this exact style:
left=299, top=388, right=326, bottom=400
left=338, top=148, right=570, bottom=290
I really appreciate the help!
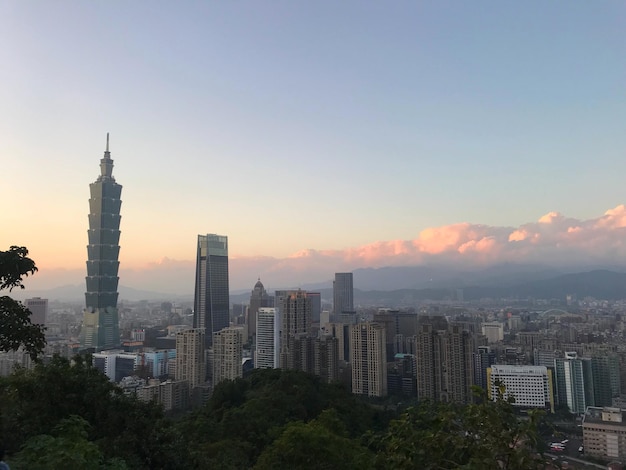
left=106, top=132, right=110, bottom=153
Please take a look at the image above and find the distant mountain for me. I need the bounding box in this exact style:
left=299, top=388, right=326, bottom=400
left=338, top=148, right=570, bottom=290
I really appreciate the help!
left=10, top=266, right=626, bottom=307
left=463, top=269, right=626, bottom=301
left=351, top=269, right=626, bottom=306
left=351, top=263, right=572, bottom=291
left=9, top=284, right=193, bottom=303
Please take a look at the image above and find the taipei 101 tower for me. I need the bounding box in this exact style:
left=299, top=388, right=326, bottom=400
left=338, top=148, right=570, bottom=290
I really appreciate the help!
left=80, top=134, right=122, bottom=351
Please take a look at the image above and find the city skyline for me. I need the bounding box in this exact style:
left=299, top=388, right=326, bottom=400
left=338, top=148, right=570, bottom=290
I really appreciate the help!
left=2, top=2, right=625, bottom=292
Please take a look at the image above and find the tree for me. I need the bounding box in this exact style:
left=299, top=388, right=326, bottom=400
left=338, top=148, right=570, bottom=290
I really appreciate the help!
left=254, top=410, right=374, bottom=470
left=12, top=415, right=129, bottom=470
left=371, top=386, right=546, bottom=469
left=0, top=246, right=37, bottom=291
left=0, top=246, right=46, bottom=359
left=0, top=355, right=175, bottom=469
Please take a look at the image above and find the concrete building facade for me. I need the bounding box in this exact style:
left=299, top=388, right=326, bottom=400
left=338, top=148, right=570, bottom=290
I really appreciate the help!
left=487, top=364, right=555, bottom=412
left=583, top=406, right=626, bottom=460
left=278, top=290, right=312, bottom=369
left=255, top=307, right=280, bottom=369
left=415, top=317, right=475, bottom=404
left=24, top=297, right=48, bottom=326
left=350, top=322, right=387, bottom=397
left=212, top=327, right=243, bottom=386
left=175, top=328, right=205, bottom=391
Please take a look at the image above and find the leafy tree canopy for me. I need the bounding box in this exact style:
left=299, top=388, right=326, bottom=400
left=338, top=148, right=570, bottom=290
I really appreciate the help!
left=0, top=246, right=37, bottom=291
left=371, top=386, right=546, bottom=470
left=0, top=246, right=45, bottom=359
left=0, top=356, right=171, bottom=469
left=254, top=409, right=374, bottom=470
left=12, top=415, right=129, bottom=470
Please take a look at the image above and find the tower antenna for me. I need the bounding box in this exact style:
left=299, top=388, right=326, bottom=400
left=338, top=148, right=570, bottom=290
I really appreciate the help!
left=106, top=132, right=110, bottom=152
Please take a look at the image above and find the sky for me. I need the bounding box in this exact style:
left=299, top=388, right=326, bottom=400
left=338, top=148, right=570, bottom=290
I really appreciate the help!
left=1, top=2, right=625, bottom=292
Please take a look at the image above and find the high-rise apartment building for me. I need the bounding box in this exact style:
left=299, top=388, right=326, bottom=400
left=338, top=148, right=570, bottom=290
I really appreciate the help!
left=314, top=335, right=339, bottom=383
left=350, top=322, right=387, bottom=397
left=278, top=290, right=312, bottom=369
left=175, top=328, right=206, bottom=391
left=255, top=307, right=280, bottom=369
left=24, top=297, right=48, bottom=326
left=248, top=278, right=273, bottom=341
left=80, top=134, right=122, bottom=351
left=333, top=273, right=354, bottom=320
left=415, top=317, right=475, bottom=404
left=213, top=327, right=243, bottom=386
left=193, top=234, right=230, bottom=347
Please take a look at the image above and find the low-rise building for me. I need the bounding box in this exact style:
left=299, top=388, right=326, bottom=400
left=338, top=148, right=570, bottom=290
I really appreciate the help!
left=583, top=406, right=626, bottom=460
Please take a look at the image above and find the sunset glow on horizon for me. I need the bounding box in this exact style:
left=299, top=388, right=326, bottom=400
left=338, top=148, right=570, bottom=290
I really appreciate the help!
left=2, top=2, right=624, bottom=291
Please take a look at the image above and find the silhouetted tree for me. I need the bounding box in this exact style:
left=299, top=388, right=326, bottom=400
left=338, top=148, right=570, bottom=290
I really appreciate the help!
left=0, top=246, right=46, bottom=359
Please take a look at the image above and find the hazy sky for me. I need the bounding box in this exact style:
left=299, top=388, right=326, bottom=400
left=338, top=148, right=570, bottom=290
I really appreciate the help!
left=2, top=2, right=625, bottom=289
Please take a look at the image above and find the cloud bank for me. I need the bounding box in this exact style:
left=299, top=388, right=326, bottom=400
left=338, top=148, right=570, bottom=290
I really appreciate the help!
left=277, top=205, right=626, bottom=270
left=24, top=205, right=626, bottom=293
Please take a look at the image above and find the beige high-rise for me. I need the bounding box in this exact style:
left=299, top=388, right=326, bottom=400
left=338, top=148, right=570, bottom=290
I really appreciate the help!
left=213, top=327, right=243, bottom=386
left=416, top=317, right=475, bottom=404
left=278, top=290, right=312, bottom=369
left=175, top=328, right=205, bottom=391
left=350, top=322, right=387, bottom=397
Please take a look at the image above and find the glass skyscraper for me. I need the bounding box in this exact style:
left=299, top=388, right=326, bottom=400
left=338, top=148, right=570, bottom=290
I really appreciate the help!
left=193, top=234, right=230, bottom=347
left=333, top=272, right=354, bottom=320
left=80, top=134, right=122, bottom=351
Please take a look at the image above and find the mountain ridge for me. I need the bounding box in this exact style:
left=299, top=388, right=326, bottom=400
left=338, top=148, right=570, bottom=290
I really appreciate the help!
left=8, top=266, right=626, bottom=304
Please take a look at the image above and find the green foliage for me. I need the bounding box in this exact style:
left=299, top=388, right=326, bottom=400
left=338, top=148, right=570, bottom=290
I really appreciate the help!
left=0, top=297, right=46, bottom=360
left=0, top=355, right=172, bottom=469
left=12, top=415, right=128, bottom=470
left=1, top=357, right=546, bottom=469
left=371, top=386, right=546, bottom=470
left=0, top=246, right=46, bottom=360
left=176, top=369, right=388, bottom=468
left=254, top=410, right=374, bottom=470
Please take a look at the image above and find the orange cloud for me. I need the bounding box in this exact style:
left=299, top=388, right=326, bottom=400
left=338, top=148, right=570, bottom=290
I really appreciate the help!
left=22, top=205, right=626, bottom=292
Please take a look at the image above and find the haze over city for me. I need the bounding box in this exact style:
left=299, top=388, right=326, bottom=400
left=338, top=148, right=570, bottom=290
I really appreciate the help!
left=2, top=2, right=624, bottom=292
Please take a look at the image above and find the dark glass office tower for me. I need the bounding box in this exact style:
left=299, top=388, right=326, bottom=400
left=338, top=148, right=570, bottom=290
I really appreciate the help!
left=80, top=134, right=122, bottom=351
left=333, top=272, right=354, bottom=320
left=193, top=234, right=230, bottom=347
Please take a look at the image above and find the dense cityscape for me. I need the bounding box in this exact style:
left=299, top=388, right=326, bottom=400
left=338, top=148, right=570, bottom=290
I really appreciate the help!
left=2, top=139, right=626, bottom=469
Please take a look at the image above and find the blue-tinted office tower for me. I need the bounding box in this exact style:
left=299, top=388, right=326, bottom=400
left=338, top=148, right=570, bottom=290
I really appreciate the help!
left=193, top=234, right=230, bottom=347
left=333, top=272, right=354, bottom=320
left=80, top=134, right=122, bottom=351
